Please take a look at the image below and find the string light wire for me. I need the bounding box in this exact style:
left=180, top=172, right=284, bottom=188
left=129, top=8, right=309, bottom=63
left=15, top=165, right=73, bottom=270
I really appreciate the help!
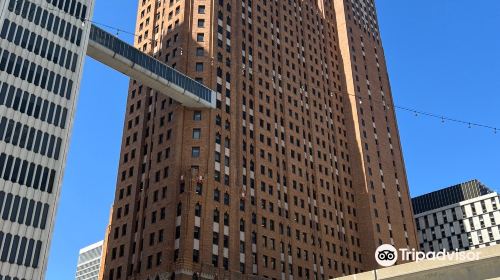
left=82, top=20, right=500, bottom=135
left=330, top=88, right=499, bottom=133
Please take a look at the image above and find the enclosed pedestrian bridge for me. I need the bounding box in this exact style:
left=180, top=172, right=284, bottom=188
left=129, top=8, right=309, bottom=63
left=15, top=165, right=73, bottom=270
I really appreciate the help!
left=86, top=24, right=216, bottom=109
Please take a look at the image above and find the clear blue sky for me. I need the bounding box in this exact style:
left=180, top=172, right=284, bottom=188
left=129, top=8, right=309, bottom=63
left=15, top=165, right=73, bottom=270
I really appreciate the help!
left=45, top=1, right=500, bottom=279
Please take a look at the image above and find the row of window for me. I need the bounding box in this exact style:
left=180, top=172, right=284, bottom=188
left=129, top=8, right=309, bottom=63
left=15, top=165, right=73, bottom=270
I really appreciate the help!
left=8, top=0, right=84, bottom=46
left=417, top=199, right=499, bottom=230
left=0, top=48, right=74, bottom=100
left=76, top=263, right=101, bottom=279
left=108, top=249, right=162, bottom=280
left=0, top=82, right=68, bottom=129
left=0, top=153, right=56, bottom=194
left=1, top=19, right=80, bottom=72
left=0, top=191, right=49, bottom=229
left=45, top=0, right=88, bottom=20
left=0, top=275, right=26, bottom=280
left=189, top=197, right=358, bottom=259
left=0, top=117, right=62, bottom=160
left=0, top=231, right=42, bottom=268
left=474, top=226, right=500, bottom=244
left=469, top=214, right=498, bottom=230
left=468, top=199, right=498, bottom=215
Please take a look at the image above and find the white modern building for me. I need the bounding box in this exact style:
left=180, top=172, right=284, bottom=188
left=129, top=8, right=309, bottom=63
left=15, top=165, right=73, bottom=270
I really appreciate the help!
left=0, top=0, right=214, bottom=278
left=75, top=241, right=103, bottom=280
left=0, top=0, right=95, bottom=278
left=412, top=180, right=500, bottom=252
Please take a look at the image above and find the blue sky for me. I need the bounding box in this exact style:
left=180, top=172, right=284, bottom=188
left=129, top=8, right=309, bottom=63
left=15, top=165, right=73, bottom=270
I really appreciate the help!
left=45, top=1, right=500, bottom=279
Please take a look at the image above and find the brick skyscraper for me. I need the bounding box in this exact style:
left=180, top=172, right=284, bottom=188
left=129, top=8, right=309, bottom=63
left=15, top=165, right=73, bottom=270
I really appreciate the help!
left=101, top=0, right=417, bottom=279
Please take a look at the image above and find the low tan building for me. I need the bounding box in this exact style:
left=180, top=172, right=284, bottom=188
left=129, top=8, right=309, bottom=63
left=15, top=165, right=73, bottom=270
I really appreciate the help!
left=334, top=245, right=500, bottom=280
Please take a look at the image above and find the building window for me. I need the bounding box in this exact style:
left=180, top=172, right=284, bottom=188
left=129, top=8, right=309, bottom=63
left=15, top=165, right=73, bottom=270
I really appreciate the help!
left=177, top=203, right=182, bottom=216
left=224, top=193, right=230, bottom=205
left=193, top=111, right=202, bottom=121
left=195, top=183, right=202, bottom=195
left=213, top=209, right=220, bottom=223
left=175, top=226, right=181, bottom=239
left=196, top=62, right=204, bottom=72
left=193, top=249, right=200, bottom=262
left=214, top=189, right=220, bottom=202
left=196, top=47, right=204, bottom=56
left=198, top=5, right=206, bottom=14
left=195, top=203, right=202, bottom=217
left=198, top=19, right=205, bottom=27
left=193, top=129, right=201, bottom=139
left=192, top=147, right=200, bottom=158
left=197, top=33, right=204, bottom=42
left=194, top=226, right=201, bottom=239
left=212, top=254, right=219, bottom=266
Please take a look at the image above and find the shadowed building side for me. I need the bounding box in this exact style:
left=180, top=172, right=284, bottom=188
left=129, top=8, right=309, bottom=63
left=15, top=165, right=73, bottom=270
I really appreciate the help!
left=333, top=0, right=418, bottom=268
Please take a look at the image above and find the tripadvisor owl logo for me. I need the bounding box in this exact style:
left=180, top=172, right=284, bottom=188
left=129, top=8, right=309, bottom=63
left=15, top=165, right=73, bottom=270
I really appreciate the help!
left=375, top=244, right=398, bottom=267
left=374, top=244, right=482, bottom=267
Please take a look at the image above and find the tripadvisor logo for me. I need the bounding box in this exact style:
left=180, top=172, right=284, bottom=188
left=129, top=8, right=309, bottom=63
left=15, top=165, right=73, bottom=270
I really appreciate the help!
left=375, top=244, right=398, bottom=267
left=375, top=244, right=481, bottom=267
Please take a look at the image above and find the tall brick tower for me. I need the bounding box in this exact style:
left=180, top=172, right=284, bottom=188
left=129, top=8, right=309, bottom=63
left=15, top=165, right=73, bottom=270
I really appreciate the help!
left=101, top=0, right=417, bottom=279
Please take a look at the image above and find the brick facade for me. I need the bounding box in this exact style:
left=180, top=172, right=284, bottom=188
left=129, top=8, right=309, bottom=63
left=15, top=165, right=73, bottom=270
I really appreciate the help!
left=101, top=1, right=418, bottom=279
